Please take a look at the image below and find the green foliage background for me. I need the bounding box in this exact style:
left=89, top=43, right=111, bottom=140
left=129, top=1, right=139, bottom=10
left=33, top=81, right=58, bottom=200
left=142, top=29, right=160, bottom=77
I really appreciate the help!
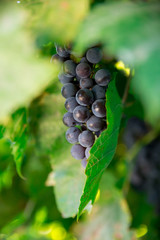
left=0, top=0, right=160, bottom=239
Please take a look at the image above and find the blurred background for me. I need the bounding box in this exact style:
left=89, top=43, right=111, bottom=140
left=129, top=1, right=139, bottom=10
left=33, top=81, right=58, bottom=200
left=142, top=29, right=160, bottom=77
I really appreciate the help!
left=0, top=0, right=160, bottom=239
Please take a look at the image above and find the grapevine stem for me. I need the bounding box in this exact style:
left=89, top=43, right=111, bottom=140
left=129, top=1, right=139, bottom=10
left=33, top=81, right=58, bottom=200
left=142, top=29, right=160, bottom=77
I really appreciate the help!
left=122, top=74, right=132, bottom=105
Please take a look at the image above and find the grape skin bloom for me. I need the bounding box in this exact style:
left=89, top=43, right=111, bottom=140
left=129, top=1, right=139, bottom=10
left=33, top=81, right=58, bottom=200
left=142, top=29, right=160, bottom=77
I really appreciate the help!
left=76, top=63, right=91, bottom=79
left=73, top=106, right=90, bottom=123
left=58, top=73, right=73, bottom=84
left=66, top=127, right=81, bottom=144
left=63, top=112, right=77, bottom=127
left=85, top=147, right=91, bottom=159
left=71, top=144, right=86, bottom=160
left=61, top=83, right=77, bottom=98
left=95, top=69, right=111, bottom=86
left=92, top=99, right=106, bottom=118
left=87, top=115, right=104, bottom=132
left=64, top=60, right=76, bottom=77
left=86, top=47, right=102, bottom=64
left=76, top=89, right=94, bottom=106
left=80, top=78, right=94, bottom=89
left=78, top=130, right=95, bottom=147
left=65, top=97, right=79, bottom=113
left=92, top=85, right=106, bottom=100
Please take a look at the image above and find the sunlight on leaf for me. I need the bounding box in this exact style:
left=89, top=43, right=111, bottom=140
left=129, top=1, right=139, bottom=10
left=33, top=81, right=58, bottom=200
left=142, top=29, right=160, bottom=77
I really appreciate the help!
left=0, top=4, right=58, bottom=121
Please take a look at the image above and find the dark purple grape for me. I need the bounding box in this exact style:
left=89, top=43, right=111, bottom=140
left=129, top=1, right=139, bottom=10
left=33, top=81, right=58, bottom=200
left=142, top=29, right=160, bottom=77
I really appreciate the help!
left=71, top=144, right=86, bottom=160
left=80, top=57, right=88, bottom=63
left=81, top=157, right=87, bottom=168
left=65, top=97, right=79, bottom=113
left=58, top=73, right=73, bottom=84
left=85, top=147, right=91, bottom=159
left=66, top=127, right=81, bottom=144
left=56, top=45, right=70, bottom=58
left=87, top=115, right=104, bottom=132
left=61, top=83, right=77, bottom=98
left=63, top=112, right=77, bottom=127
left=92, top=85, right=106, bottom=100
left=92, top=99, right=106, bottom=118
left=86, top=47, right=102, bottom=64
left=78, top=130, right=95, bottom=147
left=123, top=117, right=149, bottom=149
left=80, top=78, right=94, bottom=89
left=76, top=63, right=91, bottom=79
left=76, top=89, right=94, bottom=106
left=50, top=54, right=65, bottom=63
left=95, top=69, right=111, bottom=86
left=64, top=60, right=76, bottom=76
left=95, top=126, right=107, bottom=137
left=73, top=106, right=90, bottom=123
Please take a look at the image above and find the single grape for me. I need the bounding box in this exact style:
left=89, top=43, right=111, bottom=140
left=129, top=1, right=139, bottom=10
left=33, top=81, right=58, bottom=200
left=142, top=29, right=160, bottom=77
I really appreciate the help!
left=78, top=130, right=95, bottom=147
left=65, top=97, right=79, bottom=113
left=63, top=112, right=77, bottom=127
left=76, top=89, right=94, bottom=106
left=86, top=47, right=102, bottom=64
left=95, top=69, right=111, bottom=86
left=73, top=106, right=90, bottom=123
left=61, top=83, right=77, bottom=98
left=80, top=57, right=88, bottom=63
left=64, top=60, right=76, bottom=77
left=81, top=157, right=87, bottom=168
left=50, top=54, right=65, bottom=63
left=80, top=78, right=94, bottom=89
left=85, top=147, right=91, bottom=159
left=56, top=45, right=70, bottom=58
left=92, top=85, right=106, bottom=99
left=71, top=144, right=86, bottom=160
left=76, top=63, right=91, bottom=79
left=58, top=73, right=73, bottom=84
left=66, top=127, right=81, bottom=144
left=87, top=115, right=104, bottom=132
left=92, top=99, right=106, bottom=118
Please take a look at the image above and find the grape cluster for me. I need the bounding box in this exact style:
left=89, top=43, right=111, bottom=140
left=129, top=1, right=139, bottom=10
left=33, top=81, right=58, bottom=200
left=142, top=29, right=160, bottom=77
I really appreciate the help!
left=124, top=117, right=160, bottom=214
left=54, top=45, right=110, bottom=168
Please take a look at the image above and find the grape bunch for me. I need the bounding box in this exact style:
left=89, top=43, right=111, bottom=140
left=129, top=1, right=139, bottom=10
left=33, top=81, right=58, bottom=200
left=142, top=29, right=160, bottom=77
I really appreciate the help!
left=54, top=45, right=110, bottom=168
left=124, top=117, right=160, bottom=214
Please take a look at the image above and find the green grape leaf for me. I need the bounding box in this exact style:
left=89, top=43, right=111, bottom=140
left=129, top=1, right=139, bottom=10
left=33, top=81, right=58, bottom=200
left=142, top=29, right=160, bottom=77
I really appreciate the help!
left=75, top=2, right=160, bottom=124
left=48, top=158, right=86, bottom=218
left=31, top=94, right=86, bottom=218
left=0, top=4, right=58, bottom=121
left=75, top=199, right=136, bottom=240
left=6, top=108, right=28, bottom=178
left=78, top=74, right=123, bottom=218
left=23, top=0, right=89, bottom=45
